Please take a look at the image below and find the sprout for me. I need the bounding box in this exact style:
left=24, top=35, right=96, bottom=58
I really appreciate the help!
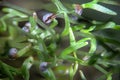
left=33, top=12, right=37, bottom=20
left=9, top=48, right=18, bottom=58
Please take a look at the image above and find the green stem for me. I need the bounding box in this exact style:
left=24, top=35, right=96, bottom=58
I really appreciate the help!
left=61, top=12, right=70, bottom=36
left=94, top=65, right=108, bottom=74
left=52, top=0, right=67, bottom=12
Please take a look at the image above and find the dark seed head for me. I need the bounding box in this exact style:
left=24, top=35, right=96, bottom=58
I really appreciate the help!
left=42, top=13, right=56, bottom=24
left=22, top=22, right=38, bottom=32
left=39, top=62, right=48, bottom=72
left=22, top=22, right=31, bottom=32
left=74, top=4, right=83, bottom=15
left=22, top=26, right=30, bottom=32
left=9, top=48, right=18, bottom=58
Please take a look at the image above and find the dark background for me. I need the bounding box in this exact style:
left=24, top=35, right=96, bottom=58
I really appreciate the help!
left=2, top=0, right=120, bottom=24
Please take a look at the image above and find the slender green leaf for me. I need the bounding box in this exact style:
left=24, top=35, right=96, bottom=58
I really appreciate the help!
left=79, top=70, right=87, bottom=80
left=17, top=44, right=31, bottom=57
left=8, top=41, right=30, bottom=49
left=100, top=0, right=120, bottom=6
left=29, top=17, right=36, bottom=31
left=8, top=25, right=18, bottom=38
left=69, top=59, right=79, bottom=80
left=103, top=22, right=116, bottom=29
left=69, top=65, right=74, bottom=80
left=93, top=0, right=99, bottom=3
left=0, top=19, right=7, bottom=32
left=69, top=27, right=76, bottom=46
left=43, top=68, right=56, bottom=80
left=0, top=61, right=20, bottom=80
left=89, top=38, right=96, bottom=54
left=52, top=0, right=68, bottom=12
left=94, top=65, right=108, bottom=74
left=82, top=3, right=117, bottom=15
left=62, top=13, right=70, bottom=36
left=50, top=19, right=58, bottom=28
left=60, top=38, right=90, bottom=58
left=2, top=8, right=28, bottom=18
left=21, top=57, right=34, bottom=80
left=107, top=73, right=112, bottom=80
left=1, top=13, right=16, bottom=19
left=0, top=61, right=14, bottom=80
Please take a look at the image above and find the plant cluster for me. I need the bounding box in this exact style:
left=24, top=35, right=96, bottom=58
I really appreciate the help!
left=0, top=0, right=120, bottom=80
